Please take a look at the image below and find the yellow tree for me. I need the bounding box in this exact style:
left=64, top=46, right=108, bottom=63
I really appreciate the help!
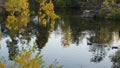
left=5, top=0, right=30, bottom=30
left=38, top=0, right=59, bottom=27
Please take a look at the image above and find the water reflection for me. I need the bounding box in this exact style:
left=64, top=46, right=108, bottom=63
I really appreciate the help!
left=6, top=39, right=19, bottom=60
left=1, top=9, right=120, bottom=67
left=55, top=9, right=120, bottom=64
left=56, top=10, right=120, bottom=46
left=89, top=44, right=110, bottom=63
left=36, top=24, right=50, bottom=49
left=110, top=50, right=120, bottom=68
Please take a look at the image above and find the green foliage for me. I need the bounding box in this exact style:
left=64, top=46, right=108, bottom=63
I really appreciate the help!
left=97, top=0, right=120, bottom=20
left=106, top=8, right=120, bottom=19
left=96, top=9, right=106, bottom=19
left=110, top=50, right=120, bottom=68
left=54, top=0, right=66, bottom=8
left=28, top=0, right=40, bottom=15
left=103, top=0, right=109, bottom=7
left=53, top=0, right=78, bottom=8
left=116, top=0, right=120, bottom=3
left=96, top=8, right=120, bottom=20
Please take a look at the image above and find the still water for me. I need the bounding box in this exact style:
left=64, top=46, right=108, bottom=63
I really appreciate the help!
left=0, top=9, right=120, bottom=68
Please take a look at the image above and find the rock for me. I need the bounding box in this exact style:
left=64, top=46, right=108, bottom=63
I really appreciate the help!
left=87, top=42, right=92, bottom=45
left=0, top=6, right=5, bottom=15
left=112, top=46, right=118, bottom=49
left=0, top=0, right=7, bottom=15
left=81, top=10, right=96, bottom=18
left=0, top=0, right=7, bottom=6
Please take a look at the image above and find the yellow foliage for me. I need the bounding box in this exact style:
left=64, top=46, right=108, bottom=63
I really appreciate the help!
left=5, top=0, right=29, bottom=13
left=19, top=0, right=29, bottom=10
left=39, top=0, right=59, bottom=27
left=0, top=33, right=2, bottom=40
left=5, top=0, right=30, bottom=31
left=0, top=59, right=6, bottom=68
left=0, top=62, right=6, bottom=68
left=5, top=0, right=20, bottom=13
left=42, top=19, right=47, bottom=27
left=61, top=25, right=72, bottom=47
left=6, top=15, right=17, bottom=30
left=0, top=45, right=62, bottom=68
left=14, top=49, right=44, bottom=68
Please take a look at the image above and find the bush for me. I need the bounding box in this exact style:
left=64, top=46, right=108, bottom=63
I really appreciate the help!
left=106, top=8, right=120, bottom=19
left=96, top=8, right=120, bottom=20
left=96, top=9, right=106, bottom=19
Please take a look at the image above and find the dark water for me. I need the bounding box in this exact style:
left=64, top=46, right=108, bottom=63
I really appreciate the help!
left=0, top=9, right=120, bottom=68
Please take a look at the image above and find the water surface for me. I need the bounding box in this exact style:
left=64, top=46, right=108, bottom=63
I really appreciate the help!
left=0, top=9, right=120, bottom=68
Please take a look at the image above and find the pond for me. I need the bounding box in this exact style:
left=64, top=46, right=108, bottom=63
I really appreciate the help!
left=0, top=9, right=120, bottom=68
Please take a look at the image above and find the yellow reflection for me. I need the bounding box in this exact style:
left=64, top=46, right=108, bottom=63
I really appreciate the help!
left=0, top=62, right=6, bottom=68
left=99, top=26, right=111, bottom=43
left=0, top=57, right=6, bottom=68
left=0, top=32, right=2, bottom=40
left=61, top=25, right=72, bottom=47
left=14, top=52, right=43, bottom=68
left=0, top=44, right=63, bottom=68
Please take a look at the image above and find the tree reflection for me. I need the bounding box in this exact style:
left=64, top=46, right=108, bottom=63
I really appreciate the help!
left=6, top=39, right=19, bottom=60
left=110, top=50, right=120, bottom=68
left=0, top=0, right=62, bottom=67
left=5, top=23, right=37, bottom=60
left=56, top=12, right=97, bottom=46
left=56, top=10, right=120, bottom=63
left=89, top=44, right=110, bottom=63
left=56, top=9, right=120, bottom=47
left=61, top=22, right=72, bottom=47
left=87, top=24, right=112, bottom=44
left=36, top=24, right=50, bottom=49
left=87, top=21, right=120, bottom=63
left=0, top=25, right=3, bottom=40
left=4, top=0, right=58, bottom=48
left=35, top=0, right=59, bottom=49
left=57, top=17, right=81, bottom=46
left=3, top=1, right=120, bottom=66
left=0, top=42, right=63, bottom=68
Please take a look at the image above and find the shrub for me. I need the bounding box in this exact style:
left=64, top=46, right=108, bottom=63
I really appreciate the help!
left=96, top=9, right=106, bottom=19
left=106, top=8, right=120, bottom=19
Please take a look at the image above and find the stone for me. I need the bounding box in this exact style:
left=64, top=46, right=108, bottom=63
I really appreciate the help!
left=81, top=10, right=95, bottom=18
